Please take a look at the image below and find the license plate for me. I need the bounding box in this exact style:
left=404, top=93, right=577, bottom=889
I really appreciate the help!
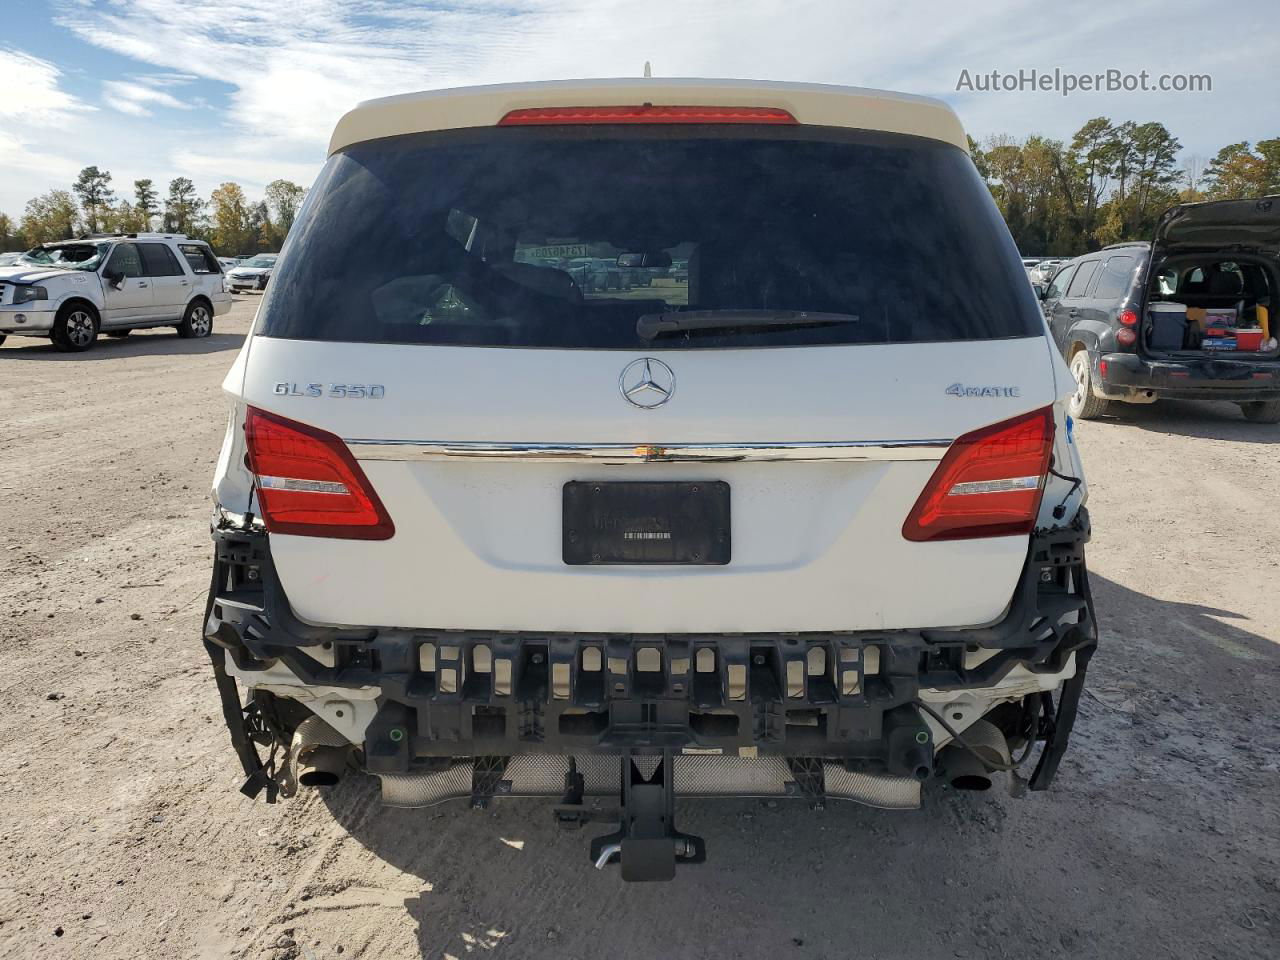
left=562, top=481, right=730, bottom=565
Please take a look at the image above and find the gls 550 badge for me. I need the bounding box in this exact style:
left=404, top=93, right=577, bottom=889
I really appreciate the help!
left=273, top=382, right=385, bottom=399
left=945, top=383, right=1021, bottom=398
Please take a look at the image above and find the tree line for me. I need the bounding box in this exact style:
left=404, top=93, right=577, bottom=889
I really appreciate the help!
left=0, top=167, right=307, bottom=256
left=4, top=121, right=1278, bottom=261
left=971, top=118, right=1280, bottom=255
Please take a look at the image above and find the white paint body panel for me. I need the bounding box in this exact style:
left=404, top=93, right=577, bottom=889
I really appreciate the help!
left=329, top=78, right=968, bottom=155
left=232, top=336, right=1062, bottom=633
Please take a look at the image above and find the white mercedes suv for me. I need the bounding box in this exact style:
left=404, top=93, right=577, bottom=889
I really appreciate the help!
left=0, top=233, right=231, bottom=351
left=204, top=79, right=1097, bottom=882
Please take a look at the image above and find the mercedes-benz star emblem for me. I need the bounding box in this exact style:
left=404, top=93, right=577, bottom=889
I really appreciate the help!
left=619, top=357, right=676, bottom=409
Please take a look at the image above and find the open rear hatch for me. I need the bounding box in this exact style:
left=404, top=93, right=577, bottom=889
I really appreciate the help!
left=1144, top=195, right=1280, bottom=358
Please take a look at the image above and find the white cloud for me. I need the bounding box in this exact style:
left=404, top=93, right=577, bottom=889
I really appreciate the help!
left=50, top=0, right=1280, bottom=164
left=169, top=143, right=319, bottom=198
left=0, top=48, right=95, bottom=211
left=102, top=76, right=196, bottom=116
left=0, top=47, right=94, bottom=128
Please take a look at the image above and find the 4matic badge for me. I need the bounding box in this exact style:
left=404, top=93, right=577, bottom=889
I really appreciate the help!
left=945, top=383, right=1021, bottom=398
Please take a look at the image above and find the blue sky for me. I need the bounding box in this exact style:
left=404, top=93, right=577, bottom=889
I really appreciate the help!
left=1, top=0, right=1277, bottom=218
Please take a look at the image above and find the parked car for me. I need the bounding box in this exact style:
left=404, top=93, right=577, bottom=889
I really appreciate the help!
left=1030, top=259, right=1062, bottom=284
left=1039, top=196, right=1280, bottom=423
left=565, top=256, right=631, bottom=292
left=224, top=254, right=277, bottom=292
left=0, top=233, right=231, bottom=351
left=217, top=257, right=239, bottom=272
left=203, top=79, right=1095, bottom=882
left=615, top=252, right=657, bottom=286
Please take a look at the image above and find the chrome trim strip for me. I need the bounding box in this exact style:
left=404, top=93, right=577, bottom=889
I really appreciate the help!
left=343, top=439, right=952, bottom=463
left=258, top=475, right=350, bottom=495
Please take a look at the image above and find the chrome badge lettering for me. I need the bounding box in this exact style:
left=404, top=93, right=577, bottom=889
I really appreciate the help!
left=328, top=384, right=386, bottom=399
left=273, top=382, right=384, bottom=399
left=273, top=382, right=323, bottom=397
left=945, top=383, right=1021, bottom=398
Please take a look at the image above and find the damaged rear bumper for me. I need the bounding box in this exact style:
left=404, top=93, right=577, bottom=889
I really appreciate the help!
left=203, top=512, right=1097, bottom=878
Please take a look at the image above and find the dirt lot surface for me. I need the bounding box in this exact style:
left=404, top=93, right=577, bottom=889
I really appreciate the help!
left=2, top=298, right=1277, bottom=959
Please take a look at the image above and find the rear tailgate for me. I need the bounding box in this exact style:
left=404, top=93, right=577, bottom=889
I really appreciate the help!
left=243, top=336, right=1054, bottom=632
left=235, top=112, right=1055, bottom=634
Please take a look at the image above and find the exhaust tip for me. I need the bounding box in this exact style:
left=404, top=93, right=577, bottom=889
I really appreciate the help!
left=298, top=769, right=342, bottom=788
left=935, top=718, right=1009, bottom=792
left=949, top=772, right=994, bottom=792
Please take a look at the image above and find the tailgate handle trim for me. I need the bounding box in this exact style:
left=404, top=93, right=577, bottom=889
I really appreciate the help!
left=343, top=439, right=952, bottom=463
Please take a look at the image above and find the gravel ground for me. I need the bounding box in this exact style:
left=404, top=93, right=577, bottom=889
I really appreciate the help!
left=1, top=297, right=1277, bottom=959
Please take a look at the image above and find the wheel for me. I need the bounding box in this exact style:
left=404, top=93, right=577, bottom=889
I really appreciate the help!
left=52, top=304, right=99, bottom=352
left=1239, top=399, right=1280, bottom=423
left=177, top=301, right=213, bottom=339
left=1067, top=350, right=1111, bottom=420
left=0, top=335, right=6, bottom=346
left=106, top=329, right=131, bottom=339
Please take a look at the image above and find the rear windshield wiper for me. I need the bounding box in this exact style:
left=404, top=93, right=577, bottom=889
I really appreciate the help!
left=636, top=309, right=860, bottom=340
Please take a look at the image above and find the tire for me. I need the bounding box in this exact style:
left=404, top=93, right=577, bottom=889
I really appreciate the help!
left=177, top=300, right=213, bottom=339
left=52, top=304, right=99, bottom=352
left=106, top=329, right=131, bottom=339
left=1239, top=399, right=1280, bottom=423
left=1067, top=350, right=1111, bottom=420
left=0, top=335, right=6, bottom=346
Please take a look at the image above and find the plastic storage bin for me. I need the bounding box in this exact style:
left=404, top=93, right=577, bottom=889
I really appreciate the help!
left=1148, top=303, right=1188, bottom=350
left=1236, top=329, right=1264, bottom=351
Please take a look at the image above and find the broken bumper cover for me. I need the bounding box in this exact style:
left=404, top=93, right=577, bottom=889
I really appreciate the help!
left=203, top=512, right=1096, bottom=807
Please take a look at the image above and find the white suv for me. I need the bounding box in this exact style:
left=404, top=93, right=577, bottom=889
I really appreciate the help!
left=0, top=233, right=231, bottom=352
left=204, top=80, right=1097, bottom=882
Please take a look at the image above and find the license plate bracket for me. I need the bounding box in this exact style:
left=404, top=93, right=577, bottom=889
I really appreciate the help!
left=563, top=481, right=730, bottom=565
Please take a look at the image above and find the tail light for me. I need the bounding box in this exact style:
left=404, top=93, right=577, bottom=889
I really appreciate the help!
left=902, top=407, right=1055, bottom=542
left=1116, top=328, right=1137, bottom=346
left=244, top=406, right=394, bottom=540
left=1119, top=309, right=1139, bottom=326
left=498, top=105, right=797, bottom=125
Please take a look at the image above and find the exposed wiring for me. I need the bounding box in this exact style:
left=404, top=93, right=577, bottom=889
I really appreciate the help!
left=1048, top=464, right=1082, bottom=520
left=917, top=699, right=1040, bottom=772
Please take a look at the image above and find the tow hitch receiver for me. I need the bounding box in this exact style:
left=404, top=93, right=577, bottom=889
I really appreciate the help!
left=555, top=752, right=705, bottom=881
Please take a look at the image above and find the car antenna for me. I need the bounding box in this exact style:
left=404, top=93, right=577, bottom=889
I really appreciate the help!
left=644, top=61, right=652, bottom=78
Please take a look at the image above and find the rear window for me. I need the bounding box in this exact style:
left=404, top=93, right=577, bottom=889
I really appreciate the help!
left=259, top=126, right=1041, bottom=349
left=1065, top=261, right=1099, bottom=298
left=179, top=243, right=220, bottom=274
left=138, top=242, right=184, bottom=277
left=1092, top=255, right=1135, bottom=300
